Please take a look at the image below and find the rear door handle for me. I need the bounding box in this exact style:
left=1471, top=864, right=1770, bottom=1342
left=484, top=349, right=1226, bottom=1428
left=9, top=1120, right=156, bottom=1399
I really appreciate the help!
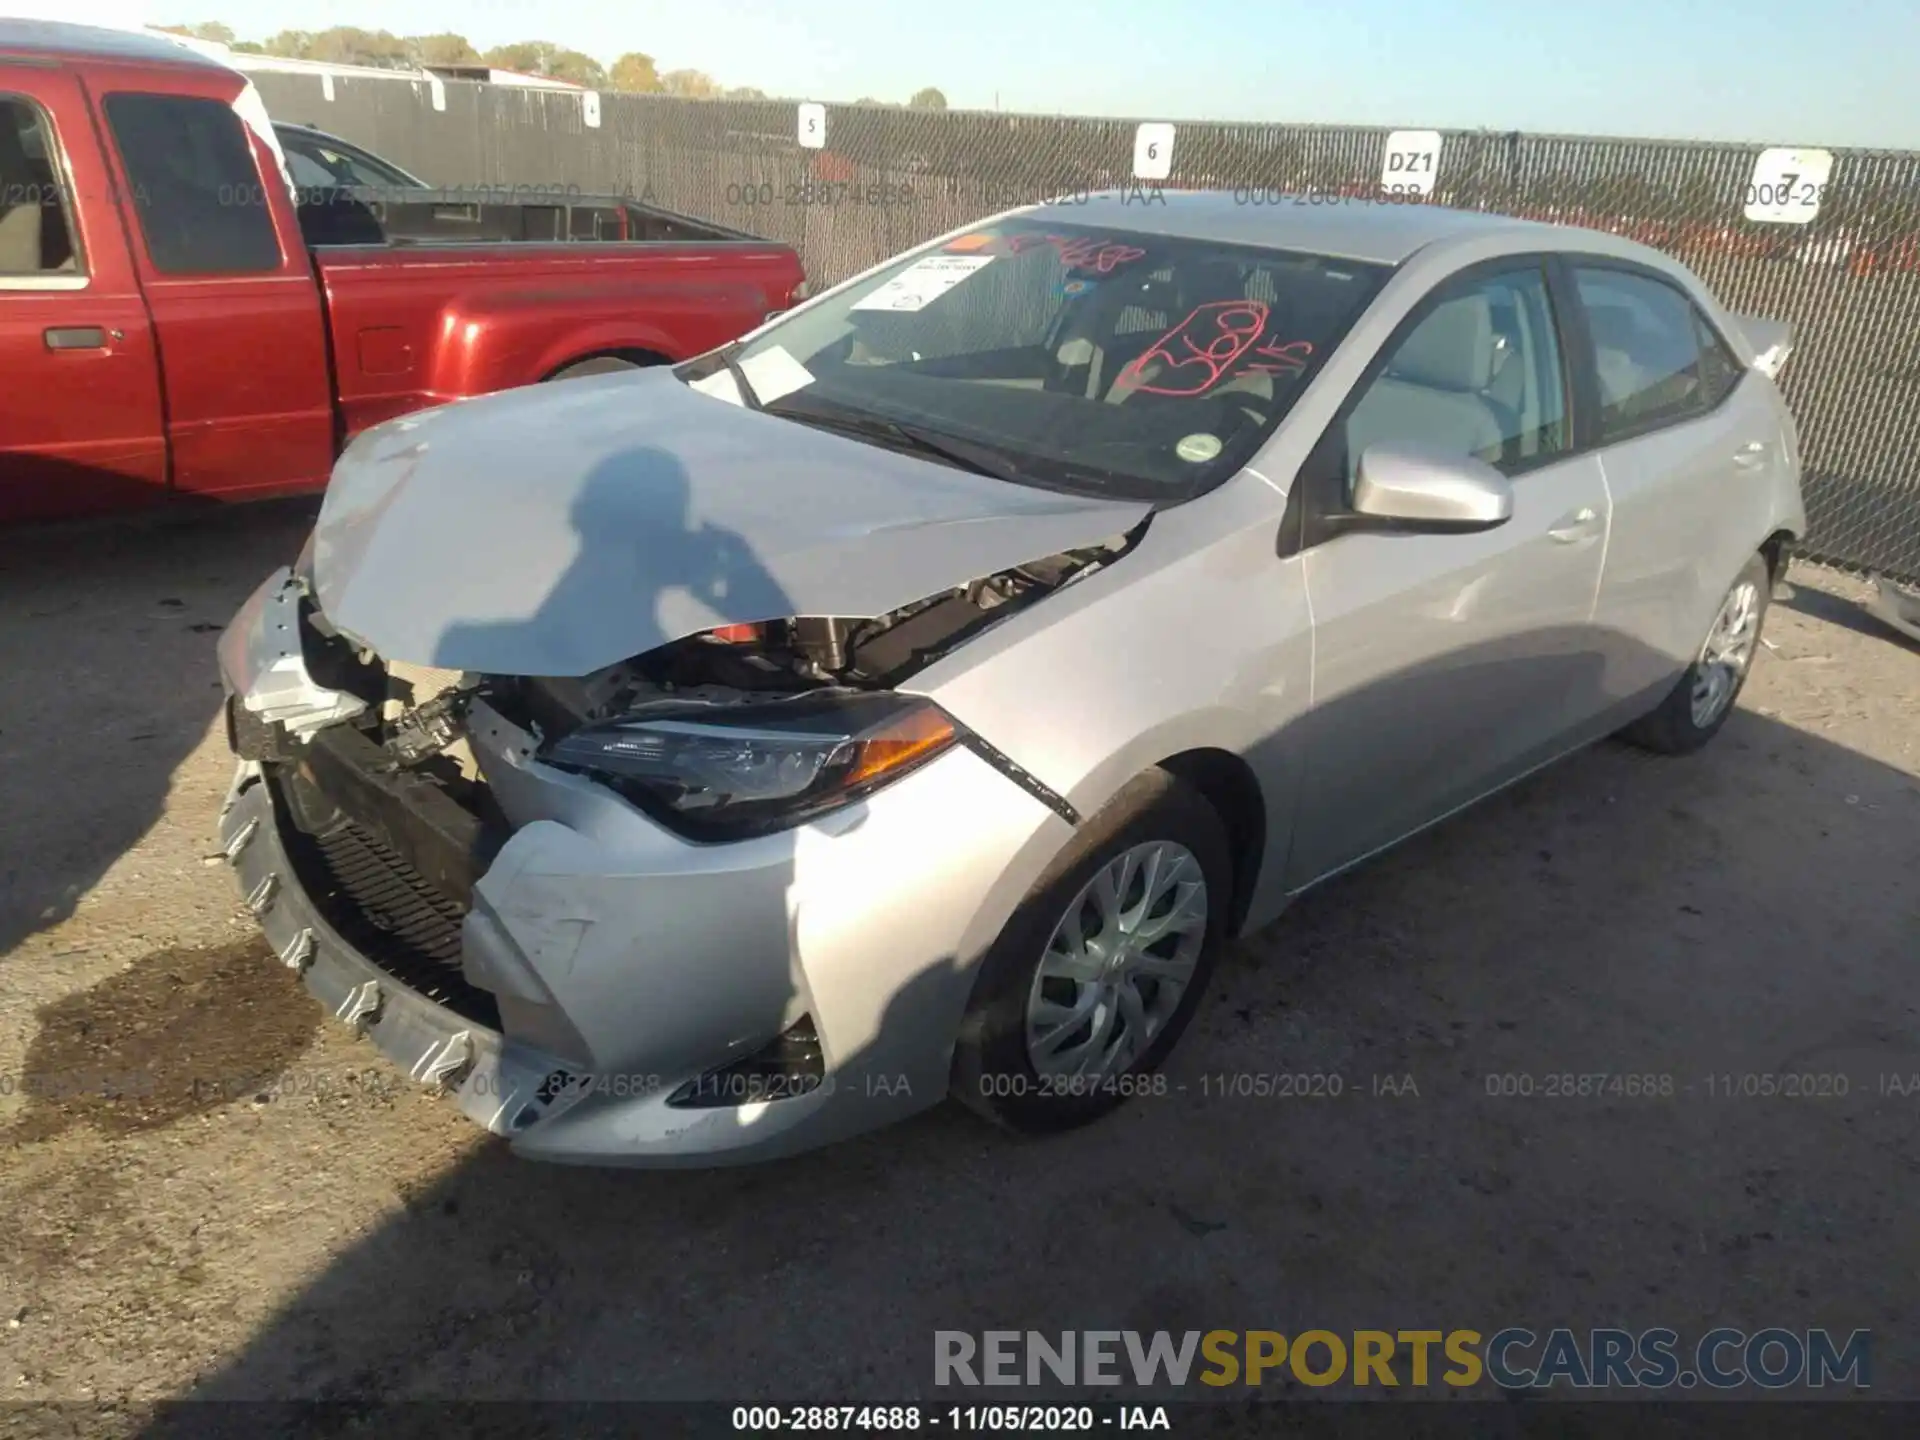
left=44, top=326, right=111, bottom=351
left=1547, top=506, right=1600, bottom=543
left=1732, top=441, right=1767, bottom=469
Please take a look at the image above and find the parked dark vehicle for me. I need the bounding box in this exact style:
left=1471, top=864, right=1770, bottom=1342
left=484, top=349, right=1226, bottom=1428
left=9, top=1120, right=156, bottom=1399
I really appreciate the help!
left=273, top=120, right=429, bottom=190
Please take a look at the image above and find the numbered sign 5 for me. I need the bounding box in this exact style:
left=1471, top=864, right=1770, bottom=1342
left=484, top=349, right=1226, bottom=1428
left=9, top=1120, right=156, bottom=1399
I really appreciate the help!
left=797, top=102, right=827, bottom=151
left=1381, top=130, right=1442, bottom=198
left=1745, top=147, right=1833, bottom=226
left=1134, top=122, right=1175, bottom=182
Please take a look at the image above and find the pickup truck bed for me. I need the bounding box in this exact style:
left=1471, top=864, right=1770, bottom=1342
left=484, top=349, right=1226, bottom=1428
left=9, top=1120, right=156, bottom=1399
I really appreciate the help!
left=296, top=186, right=761, bottom=248
left=315, top=239, right=796, bottom=438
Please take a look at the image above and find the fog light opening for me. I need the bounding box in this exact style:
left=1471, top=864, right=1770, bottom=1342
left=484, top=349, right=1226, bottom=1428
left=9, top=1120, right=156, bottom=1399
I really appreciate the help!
left=667, top=1016, right=825, bottom=1109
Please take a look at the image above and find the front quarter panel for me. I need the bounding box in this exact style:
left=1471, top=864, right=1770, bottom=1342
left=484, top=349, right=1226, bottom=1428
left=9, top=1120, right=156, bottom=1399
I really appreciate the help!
left=906, top=471, right=1310, bottom=933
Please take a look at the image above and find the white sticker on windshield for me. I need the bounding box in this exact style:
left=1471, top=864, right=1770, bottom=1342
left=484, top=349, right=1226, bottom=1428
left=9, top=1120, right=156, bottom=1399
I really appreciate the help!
left=1175, top=433, right=1223, bottom=463
left=739, top=346, right=815, bottom=404
left=850, top=255, right=994, bottom=313
left=688, top=345, right=815, bottom=408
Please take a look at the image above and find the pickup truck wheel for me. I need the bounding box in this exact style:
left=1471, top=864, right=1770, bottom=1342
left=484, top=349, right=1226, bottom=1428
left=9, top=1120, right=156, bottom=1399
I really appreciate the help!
left=547, top=357, right=641, bottom=381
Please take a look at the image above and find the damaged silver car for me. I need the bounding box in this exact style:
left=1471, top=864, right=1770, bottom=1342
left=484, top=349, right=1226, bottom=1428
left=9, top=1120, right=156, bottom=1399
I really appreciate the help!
left=218, top=194, right=1806, bottom=1165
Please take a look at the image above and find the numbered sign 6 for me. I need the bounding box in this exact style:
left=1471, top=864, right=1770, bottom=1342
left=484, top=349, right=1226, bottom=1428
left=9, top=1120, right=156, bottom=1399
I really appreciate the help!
left=1380, top=130, right=1442, bottom=199
left=797, top=102, right=827, bottom=151
left=1744, top=147, right=1833, bottom=225
left=1133, top=122, right=1175, bottom=182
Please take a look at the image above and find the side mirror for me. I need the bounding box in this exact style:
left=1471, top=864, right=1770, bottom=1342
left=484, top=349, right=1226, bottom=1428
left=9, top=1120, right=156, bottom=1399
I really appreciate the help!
left=1351, top=443, right=1513, bottom=533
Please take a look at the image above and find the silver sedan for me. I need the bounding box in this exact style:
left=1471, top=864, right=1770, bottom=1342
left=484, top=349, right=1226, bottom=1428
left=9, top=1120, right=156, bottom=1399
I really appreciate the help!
left=216, top=192, right=1806, bottom=1165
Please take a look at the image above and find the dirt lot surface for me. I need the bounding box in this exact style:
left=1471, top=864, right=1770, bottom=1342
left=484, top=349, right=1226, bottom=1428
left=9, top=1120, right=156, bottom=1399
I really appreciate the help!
left=1, top=504, right=1917, bottom=1423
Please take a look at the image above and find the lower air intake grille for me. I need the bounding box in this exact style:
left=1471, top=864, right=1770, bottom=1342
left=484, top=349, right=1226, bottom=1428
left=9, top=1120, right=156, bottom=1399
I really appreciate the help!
left=270, top=775, right=502, bottom=1029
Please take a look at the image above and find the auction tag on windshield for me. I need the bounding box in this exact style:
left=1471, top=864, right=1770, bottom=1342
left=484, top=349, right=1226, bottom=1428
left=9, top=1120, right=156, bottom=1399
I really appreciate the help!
left=688, top=345, right=815, bottom=408
left=739, top=346, right=814, bottom=404
left=1744, top=147, right=1832, bottom=225
left=851, top=255, right=994, bottom=313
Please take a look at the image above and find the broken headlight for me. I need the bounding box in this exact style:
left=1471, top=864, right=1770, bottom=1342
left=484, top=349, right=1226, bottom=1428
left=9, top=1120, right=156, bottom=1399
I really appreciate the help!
left=540, top=692, right=960, bottom=841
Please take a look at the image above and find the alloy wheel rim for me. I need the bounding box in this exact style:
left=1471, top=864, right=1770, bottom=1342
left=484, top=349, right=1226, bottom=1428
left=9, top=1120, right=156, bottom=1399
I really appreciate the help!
left=1023, top=840, right=1208, bottom=1082
left=1690, top=580, right=1761, bottom=728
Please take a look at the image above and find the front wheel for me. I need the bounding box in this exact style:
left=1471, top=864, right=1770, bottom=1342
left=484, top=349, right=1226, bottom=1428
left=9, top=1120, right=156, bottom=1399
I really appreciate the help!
left=951, top=770, right=1230, bottom=1135
left=1621, top=551, right=1772, bottom=755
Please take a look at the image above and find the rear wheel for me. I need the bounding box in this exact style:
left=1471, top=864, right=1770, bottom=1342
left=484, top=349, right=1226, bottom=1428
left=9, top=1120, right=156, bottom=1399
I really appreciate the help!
left=546, top=356, right=642, bottom=381
left=951, top=769, right=1229, bottom=1135
left=1621, top=551, right=1771, bottom=755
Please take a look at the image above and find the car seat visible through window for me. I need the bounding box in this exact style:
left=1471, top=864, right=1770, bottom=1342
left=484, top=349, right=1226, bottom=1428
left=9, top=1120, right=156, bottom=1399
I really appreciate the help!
left=1345, top=292, right=1506, bottom=474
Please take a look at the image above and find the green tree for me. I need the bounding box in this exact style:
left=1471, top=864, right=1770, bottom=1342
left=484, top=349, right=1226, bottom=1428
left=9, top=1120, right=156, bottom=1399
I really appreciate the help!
left=725, top=85, right=768, bottom=100
left=262, top=30, right=315, bottom=58
left=406, top=33, right=482, bottom=67
left=609, top=52, right=661, bottom=92
left=908, top=86, right=947, bottom=110
left=483, top=41, right=607, bottom=88
left=660, top=68, right=721, bottom=98
left=304, top=26, right=411, bottom=68
left=157, top=21, right=235, bottom=44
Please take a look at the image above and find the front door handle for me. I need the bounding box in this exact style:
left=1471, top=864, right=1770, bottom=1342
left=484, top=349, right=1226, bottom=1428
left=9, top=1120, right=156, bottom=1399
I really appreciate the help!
left=1732, top=441, right=1768, bottom=469
left=44, top=326, right=110, bottom=351
left=1547, top=506, right=1600, bottom=543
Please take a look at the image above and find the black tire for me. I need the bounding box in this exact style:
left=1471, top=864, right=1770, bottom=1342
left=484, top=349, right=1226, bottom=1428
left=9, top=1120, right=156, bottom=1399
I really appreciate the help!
left=546, top=356, right=641, bottom=381
left=951, top=768, right=1231, bottom=1135
left=1620, top=551, right=1772, bottom=755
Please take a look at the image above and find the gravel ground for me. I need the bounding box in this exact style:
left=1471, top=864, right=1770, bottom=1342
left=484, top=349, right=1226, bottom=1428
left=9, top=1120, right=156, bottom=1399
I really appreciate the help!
left=1, top=504, right=1916, bottom=1421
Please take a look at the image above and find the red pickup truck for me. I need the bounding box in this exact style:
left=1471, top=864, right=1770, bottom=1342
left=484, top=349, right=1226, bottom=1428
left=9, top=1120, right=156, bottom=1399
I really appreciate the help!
left=0, top=21, right=807, bottom=524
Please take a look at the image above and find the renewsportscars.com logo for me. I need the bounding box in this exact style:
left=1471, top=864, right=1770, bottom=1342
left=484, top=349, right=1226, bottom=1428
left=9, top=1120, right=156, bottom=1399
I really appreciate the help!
left=934, top=1328, right=1872, bottom=1391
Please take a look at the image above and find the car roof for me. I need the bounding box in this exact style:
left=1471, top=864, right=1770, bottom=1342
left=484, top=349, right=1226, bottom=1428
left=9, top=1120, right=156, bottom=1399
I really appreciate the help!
left=0, top=19, right=235, bottom=73
left=1022, top=189, right=1568, bottom=266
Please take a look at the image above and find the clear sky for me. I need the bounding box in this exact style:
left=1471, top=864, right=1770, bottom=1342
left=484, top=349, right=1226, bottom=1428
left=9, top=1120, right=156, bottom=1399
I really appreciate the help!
left=27, top=0, right=1920, bottom=149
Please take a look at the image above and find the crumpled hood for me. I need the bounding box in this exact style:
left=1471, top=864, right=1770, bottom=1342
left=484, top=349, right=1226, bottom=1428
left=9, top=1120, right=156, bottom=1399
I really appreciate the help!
left=312, top=368, right=1150, bottom=676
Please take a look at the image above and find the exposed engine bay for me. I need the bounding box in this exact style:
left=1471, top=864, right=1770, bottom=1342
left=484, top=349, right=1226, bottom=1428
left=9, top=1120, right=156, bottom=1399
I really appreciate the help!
left=491, top=535, right=1132, bottom=741
left=279, top=533, right=1138, bottom=780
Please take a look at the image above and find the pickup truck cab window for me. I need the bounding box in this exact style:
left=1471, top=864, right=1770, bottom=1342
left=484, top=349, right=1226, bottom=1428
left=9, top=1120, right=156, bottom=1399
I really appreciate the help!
left=102, top=92, right=281, bottom=275
left=0, top=96, right=81, bottom=282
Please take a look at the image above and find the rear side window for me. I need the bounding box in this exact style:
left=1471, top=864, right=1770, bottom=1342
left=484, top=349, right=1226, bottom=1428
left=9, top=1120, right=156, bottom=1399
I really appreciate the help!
left=1693, top=308, right=1746, bottom=410
left=1572, top=266, right=1732, bottom=441
left=0, top=96, right=82, bottom=279
left=103, top=93, right=281, bottom=275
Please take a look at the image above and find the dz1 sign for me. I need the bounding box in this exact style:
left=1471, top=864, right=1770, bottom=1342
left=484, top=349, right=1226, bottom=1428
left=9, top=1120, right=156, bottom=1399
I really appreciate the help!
left=1381, top=129, right=1442, bottom=198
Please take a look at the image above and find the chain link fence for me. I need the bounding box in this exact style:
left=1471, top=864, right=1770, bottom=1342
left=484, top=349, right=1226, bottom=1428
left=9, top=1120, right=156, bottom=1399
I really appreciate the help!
left=252, top=72, right=1920, bottom=585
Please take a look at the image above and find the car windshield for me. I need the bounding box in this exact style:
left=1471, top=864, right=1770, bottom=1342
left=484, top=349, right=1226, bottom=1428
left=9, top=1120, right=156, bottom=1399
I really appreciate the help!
left=684, top=218, right=1390, bottom=500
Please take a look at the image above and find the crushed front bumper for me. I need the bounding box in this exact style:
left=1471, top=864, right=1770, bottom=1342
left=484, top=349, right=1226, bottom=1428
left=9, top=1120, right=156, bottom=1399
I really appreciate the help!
left=215, top=569, right=1074, bottom=1166
left=218, top=764, right=571, bottom=1135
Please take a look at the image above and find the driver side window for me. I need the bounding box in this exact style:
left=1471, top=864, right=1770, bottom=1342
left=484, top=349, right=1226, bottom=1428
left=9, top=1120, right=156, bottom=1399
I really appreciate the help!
left=1342, top=264, right=1569, bottom=486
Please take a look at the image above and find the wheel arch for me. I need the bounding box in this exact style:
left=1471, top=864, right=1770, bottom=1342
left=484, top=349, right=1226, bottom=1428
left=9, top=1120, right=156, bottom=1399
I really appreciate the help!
left=542, top=347, right=674, bottom=381
left=1156, top=747, right=1267, bottom=938
left=1760, top=527, right=1798, bottom=586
